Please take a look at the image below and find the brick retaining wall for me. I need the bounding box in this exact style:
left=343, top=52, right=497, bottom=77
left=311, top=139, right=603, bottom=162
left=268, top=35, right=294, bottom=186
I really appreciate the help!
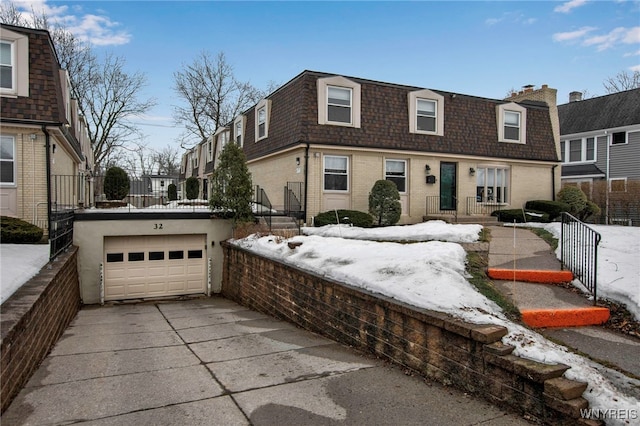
left=1, top=247, right=80, bottom=413
left=222, top=242, right=596, bottom=425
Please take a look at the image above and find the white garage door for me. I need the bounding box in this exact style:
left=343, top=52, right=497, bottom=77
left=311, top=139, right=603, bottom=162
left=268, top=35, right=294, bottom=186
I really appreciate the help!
left=104, top=234, right=207, bottom=301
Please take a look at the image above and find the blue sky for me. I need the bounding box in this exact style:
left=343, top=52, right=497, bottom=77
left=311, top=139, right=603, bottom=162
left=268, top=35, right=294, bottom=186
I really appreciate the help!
left=13, top=0, right=640, bottom=150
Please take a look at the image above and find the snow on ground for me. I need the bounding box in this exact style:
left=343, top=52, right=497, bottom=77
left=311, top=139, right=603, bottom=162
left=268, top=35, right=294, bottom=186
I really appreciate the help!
left=2, top=220, right=639, bottom=422
left=233, top=221, right=640, bottom=424
left=517, top=222, right=640, bottom=321
left=0, top=243, right=50, bottom=304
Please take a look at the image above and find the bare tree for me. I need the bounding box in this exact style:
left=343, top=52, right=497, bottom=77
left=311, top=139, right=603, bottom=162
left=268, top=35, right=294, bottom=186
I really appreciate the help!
left=603, top=70, right=640, bottom=94
left=154, top=145, right=180, bottom=175
left=1, top=1, right=156, bottom=172
left=172, top=51, right=268, bottom=148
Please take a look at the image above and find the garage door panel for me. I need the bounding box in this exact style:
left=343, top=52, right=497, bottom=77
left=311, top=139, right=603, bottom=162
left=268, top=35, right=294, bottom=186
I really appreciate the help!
left=104, top=234, right=207, bottom=301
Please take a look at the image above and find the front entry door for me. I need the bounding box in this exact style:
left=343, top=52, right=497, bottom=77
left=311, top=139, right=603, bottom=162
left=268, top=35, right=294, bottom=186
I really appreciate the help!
left=440, top=162, right=457, bottom=210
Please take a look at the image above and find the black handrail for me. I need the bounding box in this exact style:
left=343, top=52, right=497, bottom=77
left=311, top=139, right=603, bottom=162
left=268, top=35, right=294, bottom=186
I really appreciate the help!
left=560, top=212, right=601, bottom=305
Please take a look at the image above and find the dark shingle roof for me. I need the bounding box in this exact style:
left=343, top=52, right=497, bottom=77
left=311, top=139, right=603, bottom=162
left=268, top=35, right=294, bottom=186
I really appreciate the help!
left=561, top=163, right=605, bottom=178
left=558, top=88, right=640, bottom=135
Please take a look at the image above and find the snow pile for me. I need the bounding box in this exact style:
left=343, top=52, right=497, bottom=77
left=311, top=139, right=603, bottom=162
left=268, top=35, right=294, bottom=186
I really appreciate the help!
left=302, top=220, right=482, bottom=243
left=1, top=244, right=50, bottom=304
left=233, top=223, right=640, bottom=423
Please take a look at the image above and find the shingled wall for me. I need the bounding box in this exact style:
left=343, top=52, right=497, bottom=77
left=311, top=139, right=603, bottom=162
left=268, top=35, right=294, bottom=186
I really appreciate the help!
left=222, top=242, right=596, bottom=425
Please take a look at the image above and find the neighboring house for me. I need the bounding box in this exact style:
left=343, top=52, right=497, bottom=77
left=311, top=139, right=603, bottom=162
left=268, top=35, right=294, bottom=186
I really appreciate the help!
left=0, top=23, right=93, bottom=233
left=221, top=70, right=560, bottom=225
left=558, top=89, right=640, bottom=225
left=178, top=127, right=231, bottom=201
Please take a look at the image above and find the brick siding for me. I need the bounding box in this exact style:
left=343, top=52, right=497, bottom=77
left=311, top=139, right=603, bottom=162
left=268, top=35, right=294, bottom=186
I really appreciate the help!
left=0, top=247, right=80, bottom=414
left=222, top=242, right=596, bottom=425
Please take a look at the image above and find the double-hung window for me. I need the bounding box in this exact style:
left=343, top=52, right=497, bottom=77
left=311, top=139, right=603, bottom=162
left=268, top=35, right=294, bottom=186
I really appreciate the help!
left=1, top=135, right=15, bottom=185
left=0, top=40, right=13, bottom=91
left=408, top=89, right=444, bottom=136
left=317, top=76, right=361, bottom=128
left=561, top=137, right=595, bottom=163
left=416, top=99, right=436, bottom=132
left=324, top=155, right=348, bottom=191
left=254, top=99, right=271, bottom=141
left=503, top=111, right=520, bottom=141
left=327, top=86, right=352, bottom=124
left=385, top=159, right=406, bottom=193
left=207, top=140, right=213, bottom=162
left=497, top=103, right=526, bottom=143
left=235, top=119, right=243, bottom=146
left=476, top=166, right=509, bottom=203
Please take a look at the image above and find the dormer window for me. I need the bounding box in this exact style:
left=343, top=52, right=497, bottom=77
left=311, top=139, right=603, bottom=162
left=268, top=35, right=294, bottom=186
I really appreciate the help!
left=0, top=40, right=14, bottom=90
left=317, top=76, right=361, bottom=128
left=327, top=86, right=352, bottom=124
left=504, top=111, right=520, bottom=141
left=497, top=102, right=526, bottom=144
left=417, top=99, right=436, bottom=132
left=408, top=89, right=444, bottom=136
left=0, top=28, right=29, bottom=96
left=254, top=99, right=271, bottom=141
left=234, top=115, right=245, bottom=146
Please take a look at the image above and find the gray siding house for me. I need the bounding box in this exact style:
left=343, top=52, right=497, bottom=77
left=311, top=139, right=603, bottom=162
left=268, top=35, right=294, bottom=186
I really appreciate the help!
left=558, top=88, right=640, bottom=225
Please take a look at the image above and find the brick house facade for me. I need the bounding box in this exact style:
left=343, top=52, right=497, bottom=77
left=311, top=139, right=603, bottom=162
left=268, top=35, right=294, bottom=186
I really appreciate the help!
left=1, top=24, right=93, bottom=232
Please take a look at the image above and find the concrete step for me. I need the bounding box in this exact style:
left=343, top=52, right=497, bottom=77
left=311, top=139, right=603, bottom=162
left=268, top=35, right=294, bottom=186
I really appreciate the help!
left=488, top=268, right=573, bottom=284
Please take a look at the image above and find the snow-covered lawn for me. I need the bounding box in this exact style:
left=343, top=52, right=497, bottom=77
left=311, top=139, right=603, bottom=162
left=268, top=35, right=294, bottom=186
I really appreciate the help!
left=0, top=243, right=50, bottom=304
left=233, top=221, right=640, bottom=424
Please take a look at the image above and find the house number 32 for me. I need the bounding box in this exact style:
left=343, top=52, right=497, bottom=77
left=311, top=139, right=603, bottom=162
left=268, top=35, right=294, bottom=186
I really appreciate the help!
left=154, top=223, right=163, bottom=229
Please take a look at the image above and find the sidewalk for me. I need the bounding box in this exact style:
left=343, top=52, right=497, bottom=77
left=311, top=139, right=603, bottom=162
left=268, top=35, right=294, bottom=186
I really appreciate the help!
left=2, top=297, right=531, bottom=425
left=487, top=225, right=640, bottom=379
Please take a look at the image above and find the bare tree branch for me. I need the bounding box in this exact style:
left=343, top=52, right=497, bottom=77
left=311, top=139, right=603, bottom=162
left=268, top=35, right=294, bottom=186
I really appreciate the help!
left=172, top=51, right=270, bottom=149
left=603, top=70, right=640, bottom=94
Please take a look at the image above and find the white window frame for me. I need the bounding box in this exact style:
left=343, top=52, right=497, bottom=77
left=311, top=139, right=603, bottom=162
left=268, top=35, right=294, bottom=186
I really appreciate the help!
left=408, top=89, right=444, bottom=136
left=0, top=28, right=29, bottom=97
left=385, top=159, right=407, bottom=193
left=317, top=76, right=361, bottom=128
left=496, top=102, right=526, bottom=144
left=1, top=135, right=16, bottom=186
left=1, top=40, right=15, bottom=92
left=254, top=99, right=271, bottom=141
left=609, top=177, right=627, bottom=192
left=233, top=115, right=245, bottom=146
left=327, top=86, right=352, bottom=125
left=561, top=137, right=596, bottom=163
left=476, top=165, right=510, bottom=204
left=610, top=131, right=627, bottom=145
left=323, top=155, right=349, bottom=192
left=207, top=139, right=213, bottom=163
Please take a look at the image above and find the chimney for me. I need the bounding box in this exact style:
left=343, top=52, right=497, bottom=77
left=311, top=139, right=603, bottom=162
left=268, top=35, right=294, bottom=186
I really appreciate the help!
left=523, top=84, right=534, bottom=93
left=569, top=91, right=582, bottom=102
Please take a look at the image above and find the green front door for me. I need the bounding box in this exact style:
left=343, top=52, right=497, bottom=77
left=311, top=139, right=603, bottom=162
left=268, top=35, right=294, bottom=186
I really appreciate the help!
left=440, top=162, right=457, bottom=210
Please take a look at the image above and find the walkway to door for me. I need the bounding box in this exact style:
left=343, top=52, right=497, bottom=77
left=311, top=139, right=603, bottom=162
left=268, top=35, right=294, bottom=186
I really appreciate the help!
left=2, top=297, right=532, bottom=425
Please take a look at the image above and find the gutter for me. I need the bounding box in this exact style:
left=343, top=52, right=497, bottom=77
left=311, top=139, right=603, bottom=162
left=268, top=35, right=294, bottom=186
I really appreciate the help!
left=552, top=164, right=558, bottom=201
left=42, top=125, right=52, bottom=241
left=304, top=142, right=309, bottom=224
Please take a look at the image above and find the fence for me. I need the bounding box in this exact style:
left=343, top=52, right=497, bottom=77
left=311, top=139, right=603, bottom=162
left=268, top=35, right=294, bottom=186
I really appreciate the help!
left=560, top=212, right=601, bottom=304
left=425, top=195, right=457, bottom=219
left=284, top=182, right=304, bottom=220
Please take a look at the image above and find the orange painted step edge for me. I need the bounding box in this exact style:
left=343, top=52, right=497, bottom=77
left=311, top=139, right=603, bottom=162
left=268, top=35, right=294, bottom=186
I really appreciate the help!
left=521, top=308, right=610, bottom=328
left=487, top=268, right=574, bottom=283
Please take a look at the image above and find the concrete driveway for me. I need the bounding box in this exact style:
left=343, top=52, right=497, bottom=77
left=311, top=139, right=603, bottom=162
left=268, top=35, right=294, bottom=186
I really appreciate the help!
left=2, top=297, right=532, bottom=425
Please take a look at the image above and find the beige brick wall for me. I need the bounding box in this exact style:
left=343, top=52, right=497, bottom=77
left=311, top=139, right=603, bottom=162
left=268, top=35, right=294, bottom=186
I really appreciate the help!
left=249, top=145, right=556, bottom=225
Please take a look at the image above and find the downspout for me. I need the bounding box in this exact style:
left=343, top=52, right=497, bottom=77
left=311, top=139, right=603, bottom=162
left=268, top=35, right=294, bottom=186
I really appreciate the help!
left=304, top=142, right=310, bottom=225
left=42, top=125, right=52, bottom=241
left=551, top=164, right=558, bottom=201
left=605, top=131, right=610, bottom=224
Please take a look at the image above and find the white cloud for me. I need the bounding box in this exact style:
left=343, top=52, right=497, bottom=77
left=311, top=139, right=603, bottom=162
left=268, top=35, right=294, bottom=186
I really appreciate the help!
left=623, top=26, right=640, bottom=44
left=12, top=0, right=130, bottom=46
left=584, top=27, right=627, bottom=51
left=552, top=26, right=597, bottom=42
left=554, top=0, right=589, bottom=14
left=485, top=12, right=536, bottom=27
left=631, top=64, right=640, bottom=72
left=624, top=49, right=640, bottom=57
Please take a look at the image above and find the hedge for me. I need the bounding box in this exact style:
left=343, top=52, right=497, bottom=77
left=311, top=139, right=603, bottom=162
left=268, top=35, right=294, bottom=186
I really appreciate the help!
left=1, top=216, right=44, bottom=243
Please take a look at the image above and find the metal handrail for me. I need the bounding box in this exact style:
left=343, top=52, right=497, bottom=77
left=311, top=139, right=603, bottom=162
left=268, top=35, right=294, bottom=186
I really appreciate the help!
left=560, top=212, right=601, bottom=304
